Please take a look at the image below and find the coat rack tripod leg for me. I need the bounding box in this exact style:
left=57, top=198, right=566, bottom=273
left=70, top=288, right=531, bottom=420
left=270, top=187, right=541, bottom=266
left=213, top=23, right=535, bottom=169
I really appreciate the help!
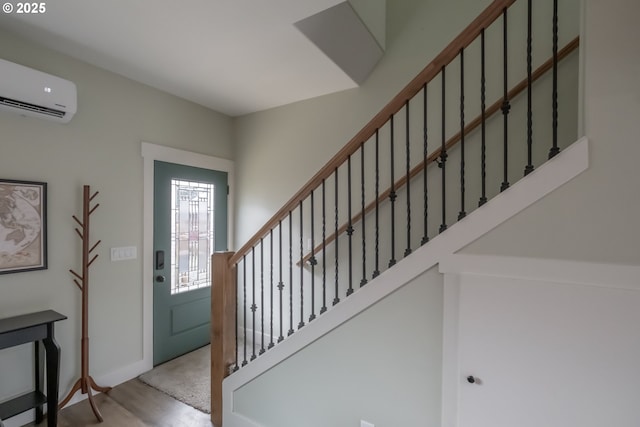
left=59, top=185, right=111, bottom=422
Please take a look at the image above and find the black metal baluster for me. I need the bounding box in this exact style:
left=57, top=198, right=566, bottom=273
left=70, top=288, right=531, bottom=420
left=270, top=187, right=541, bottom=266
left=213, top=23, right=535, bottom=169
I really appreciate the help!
left=299, top=201, right=305, bottom=329
left=405, top=101, right=412, bottom=257
left=389, top=116, right=397, bottom=266
left=278, top=221, right=284, bottom=343
left=500, top=8, right=511, bottom=192
left=548, top=0, right=560, bottom=159
left=360, top=144, right=368, bottom=287
left=479, top=29, right=488, bottom=207
left=333, top=168, right=340, bottom=306
left=524, top=0, right=535, bottom=176
left=234, top=263, right=239, bottom=371
left=346, top=155, right=354, bottom=296
left=373, top=130, right=381, bottom=278
left=422, top=84, right=430, bottom=245
left=439, top=66, right=448, bottom=233
left=250, top=247, right=257, bottom=361
left=309, top=191, right=316, bottom=322
left=288, top=212, right=294, bottom=336
left=321, top=179, right=328, bottom=314
left=242, top=255, right=248, bottom=367
left=269, top=230, right=274, bottom=349
left=458, top=48, right=467, bottom=221
left=259, top=239, right=265, bottom=355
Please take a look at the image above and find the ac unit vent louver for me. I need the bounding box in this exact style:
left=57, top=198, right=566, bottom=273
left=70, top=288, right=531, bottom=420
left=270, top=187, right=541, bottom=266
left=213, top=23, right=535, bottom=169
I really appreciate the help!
left=0, top=96, right=66, bottom=119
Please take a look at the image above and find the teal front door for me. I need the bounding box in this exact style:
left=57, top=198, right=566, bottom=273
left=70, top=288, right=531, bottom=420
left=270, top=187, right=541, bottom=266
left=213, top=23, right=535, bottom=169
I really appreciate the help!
left=153, top=161, right=228, bottom=365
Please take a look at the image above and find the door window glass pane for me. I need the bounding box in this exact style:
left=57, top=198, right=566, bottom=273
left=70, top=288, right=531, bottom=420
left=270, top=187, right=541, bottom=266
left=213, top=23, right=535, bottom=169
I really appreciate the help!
left=170, top=179, right=215, bottom=294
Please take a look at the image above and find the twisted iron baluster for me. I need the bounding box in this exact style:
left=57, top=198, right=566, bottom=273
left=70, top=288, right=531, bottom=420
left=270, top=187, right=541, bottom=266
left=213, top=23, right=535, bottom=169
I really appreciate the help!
left=458, top=48, right=467, bottom=221
left=479, top=30, right=488, bottom=207
left=548, top=0, right=560, bottom=159
left=405, top=100, right=412, bottom=257
left=321, top=179, right=328, bottom=314
left=373, top=130, right=381, bottom=278
left=298, top=201, right=305, bottom=329
left=277, top=221, right=284, bottom=343
left=524, top=0, right=535, bottom=176
left=500, top=8, right=511, bottom=192
left=360, top=144, right=368, bottom=287
left=389, top=116, right=397, bottom=266
left=422, top=84, right=429, bottom=245
left=439, top=66, right=448, bottom=233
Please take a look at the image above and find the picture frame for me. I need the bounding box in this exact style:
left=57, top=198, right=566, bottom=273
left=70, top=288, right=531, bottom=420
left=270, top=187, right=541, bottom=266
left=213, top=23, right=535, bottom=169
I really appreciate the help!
left=0, top=179, right=48, bottom=274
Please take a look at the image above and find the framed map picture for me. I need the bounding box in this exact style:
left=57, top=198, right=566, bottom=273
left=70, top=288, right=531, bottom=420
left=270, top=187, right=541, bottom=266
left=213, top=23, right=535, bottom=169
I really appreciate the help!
left=0, top=179, right=47, bottom=274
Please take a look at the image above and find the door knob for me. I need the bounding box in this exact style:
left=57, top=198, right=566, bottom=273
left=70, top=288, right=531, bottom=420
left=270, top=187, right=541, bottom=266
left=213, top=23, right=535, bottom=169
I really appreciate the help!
left=156, top=275, right=166, bottom=283
left=467, top=375, right=476, bottom=384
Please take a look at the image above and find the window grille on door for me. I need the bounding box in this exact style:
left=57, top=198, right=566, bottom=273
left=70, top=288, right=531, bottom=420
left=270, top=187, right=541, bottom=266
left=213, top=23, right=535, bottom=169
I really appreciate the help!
left=170, top=179, right=215, bottom=294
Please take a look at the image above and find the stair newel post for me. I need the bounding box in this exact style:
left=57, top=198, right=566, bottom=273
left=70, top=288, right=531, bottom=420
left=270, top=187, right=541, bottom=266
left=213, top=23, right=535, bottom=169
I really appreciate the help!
left=211, top=251, right=236, bottom=427
left=60, top=185, right=112, bottom=422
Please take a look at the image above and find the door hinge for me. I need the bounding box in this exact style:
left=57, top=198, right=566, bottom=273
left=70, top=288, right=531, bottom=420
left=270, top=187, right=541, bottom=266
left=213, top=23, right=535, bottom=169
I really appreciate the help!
left=227, top=185, right=230, bottom=195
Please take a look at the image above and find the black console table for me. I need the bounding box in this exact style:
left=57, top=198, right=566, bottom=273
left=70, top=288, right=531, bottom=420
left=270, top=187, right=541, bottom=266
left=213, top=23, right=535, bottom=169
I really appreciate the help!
left=0, top=310, right=66, bottom=426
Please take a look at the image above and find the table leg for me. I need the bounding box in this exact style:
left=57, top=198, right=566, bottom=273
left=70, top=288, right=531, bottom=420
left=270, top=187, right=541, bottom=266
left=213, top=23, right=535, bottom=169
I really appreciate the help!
left=34, top=341, right=44, bottom=424
left=43, top=325, right=60, bottom=427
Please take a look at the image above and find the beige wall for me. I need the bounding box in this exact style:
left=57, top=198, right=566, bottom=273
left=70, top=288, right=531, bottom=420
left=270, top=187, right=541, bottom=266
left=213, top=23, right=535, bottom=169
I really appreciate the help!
left=229, top=0, right=639, bottom=425
left=0, top=27, right=233, bottom=406
left=233, top=0, right=495, bottom=246
left=462, top=0, right=640, bottom=264
left=234, top=267, right=444, bottom=427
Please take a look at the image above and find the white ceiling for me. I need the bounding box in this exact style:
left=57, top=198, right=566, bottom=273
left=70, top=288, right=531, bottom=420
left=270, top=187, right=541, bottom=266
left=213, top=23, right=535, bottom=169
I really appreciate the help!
left=0, top=0, right=365, bottom=117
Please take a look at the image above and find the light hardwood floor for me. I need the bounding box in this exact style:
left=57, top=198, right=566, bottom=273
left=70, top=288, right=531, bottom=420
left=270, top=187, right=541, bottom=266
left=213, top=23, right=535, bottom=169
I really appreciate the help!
left=26, top=379, right=212, bottom=427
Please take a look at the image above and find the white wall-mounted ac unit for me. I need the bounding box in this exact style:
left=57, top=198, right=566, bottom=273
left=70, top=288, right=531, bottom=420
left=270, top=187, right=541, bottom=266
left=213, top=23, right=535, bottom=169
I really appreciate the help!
left=0, top=58, right=77, bottom=124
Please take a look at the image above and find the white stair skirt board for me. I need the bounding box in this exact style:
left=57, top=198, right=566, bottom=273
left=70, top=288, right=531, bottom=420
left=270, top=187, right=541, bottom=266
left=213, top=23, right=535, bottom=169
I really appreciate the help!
left=223, top=137, right=589, bottom=427
left=439, top=254, right=640, bottom=427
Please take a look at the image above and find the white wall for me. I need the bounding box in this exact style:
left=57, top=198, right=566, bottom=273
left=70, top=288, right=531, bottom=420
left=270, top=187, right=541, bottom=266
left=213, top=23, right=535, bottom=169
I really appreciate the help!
left=440, top=255, right=640, bottom=427
left=0, top=26, right=232, bottom=419
left=462, top=0, right=640, bottom=264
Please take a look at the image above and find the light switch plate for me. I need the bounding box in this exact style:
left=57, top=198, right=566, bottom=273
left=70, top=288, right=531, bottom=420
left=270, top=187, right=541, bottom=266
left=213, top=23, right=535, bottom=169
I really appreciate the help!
left=111, top=246, right=137, bottom=261
left=361, top=421, right=374, bottom=427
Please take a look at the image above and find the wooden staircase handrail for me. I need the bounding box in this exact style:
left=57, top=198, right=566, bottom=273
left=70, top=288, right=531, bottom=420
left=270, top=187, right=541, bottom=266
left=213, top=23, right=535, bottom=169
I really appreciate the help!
left=298, top=36, right=580, bottom=265
left=229, top=0, right=516, bottom=266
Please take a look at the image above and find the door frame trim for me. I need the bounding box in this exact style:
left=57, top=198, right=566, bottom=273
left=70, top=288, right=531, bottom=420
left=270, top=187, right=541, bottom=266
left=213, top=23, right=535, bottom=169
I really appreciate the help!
left=141, top=141, right=234, bottom=370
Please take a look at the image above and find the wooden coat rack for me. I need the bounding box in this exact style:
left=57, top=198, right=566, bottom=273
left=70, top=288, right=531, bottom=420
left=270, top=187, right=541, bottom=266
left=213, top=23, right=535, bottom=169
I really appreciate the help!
left=59, top=185, right=111, bottom=422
